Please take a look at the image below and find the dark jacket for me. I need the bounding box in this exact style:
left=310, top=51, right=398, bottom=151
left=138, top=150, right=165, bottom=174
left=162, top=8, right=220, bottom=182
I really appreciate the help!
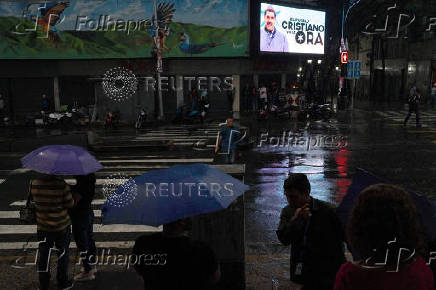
left=277, top=197, right=346, bottom=288
left=70, top=174, right=96, bottom=214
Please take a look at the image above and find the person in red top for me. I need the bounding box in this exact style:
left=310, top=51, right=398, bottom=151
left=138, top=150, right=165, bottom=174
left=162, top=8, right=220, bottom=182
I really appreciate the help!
left=334, top=184, right=434, bottom=290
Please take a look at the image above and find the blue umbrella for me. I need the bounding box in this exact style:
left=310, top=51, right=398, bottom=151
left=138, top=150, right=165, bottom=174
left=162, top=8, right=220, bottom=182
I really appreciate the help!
left=101, top=163, right=250, bottom=227
left=337, top=168, right=436, bottom=242
left=21, top=145, right=103, bottom=175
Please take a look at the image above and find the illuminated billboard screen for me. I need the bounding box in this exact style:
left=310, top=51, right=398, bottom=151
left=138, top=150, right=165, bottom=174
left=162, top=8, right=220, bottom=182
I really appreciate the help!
left=260, top=3, right=325, bottom=54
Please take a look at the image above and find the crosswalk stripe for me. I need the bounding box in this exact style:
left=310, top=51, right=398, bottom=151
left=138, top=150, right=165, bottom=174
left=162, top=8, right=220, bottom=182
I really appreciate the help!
left=385, top=111, right=403, bottom=117
left=375, top=111, right=390, bottom=117
left=0, top=210, right=102, bottom=219
left=10, top=199, right=106, bottom=207
left=99, top=158, right=213, bottom=163
left=0, top=241, right=136, bottom=250
left=0, top=224, right=162, bottom=235
left=131, top=138, right=213, bottom=141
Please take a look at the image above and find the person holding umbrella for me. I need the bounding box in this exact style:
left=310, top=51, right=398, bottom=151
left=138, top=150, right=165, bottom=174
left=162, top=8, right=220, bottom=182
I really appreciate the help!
left=101, top=163, right=250, bottom=288
left=132, top=217, right=221, bottom=290
left=21, top=145, right=103, bottom=290
left=70, top=173, right=97, bottom=282
left=30, top=173, right=76, bottom=290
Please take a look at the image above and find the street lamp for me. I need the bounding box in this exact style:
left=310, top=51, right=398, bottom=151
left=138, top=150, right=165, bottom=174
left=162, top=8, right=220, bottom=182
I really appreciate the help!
left=298, top=67, right=302, bottom=71
left=335, top=66, right=340, bottom=71
left=307, top=59, right=313, bottom=64
left=317, top=60, right=322, bottom=64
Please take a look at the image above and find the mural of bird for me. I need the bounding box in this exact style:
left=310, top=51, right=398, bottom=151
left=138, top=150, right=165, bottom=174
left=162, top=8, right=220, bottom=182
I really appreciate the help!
left=179, top=33, right=226, bottom=55
left=145, top=2, right=176, bottom=53
left=36, top=1, right=69, bottom=42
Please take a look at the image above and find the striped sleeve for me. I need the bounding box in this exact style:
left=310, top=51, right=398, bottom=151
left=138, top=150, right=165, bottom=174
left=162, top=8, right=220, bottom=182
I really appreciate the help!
left=63, top=184, right=74, bottom=208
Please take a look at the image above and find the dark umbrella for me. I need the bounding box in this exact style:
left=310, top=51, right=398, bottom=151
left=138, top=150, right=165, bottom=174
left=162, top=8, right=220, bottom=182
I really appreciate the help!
left=337, top=168, right=436, bottom=242
left=21, top=145, right=103, bottom=175
left=101, top=163, right=249, bottom=227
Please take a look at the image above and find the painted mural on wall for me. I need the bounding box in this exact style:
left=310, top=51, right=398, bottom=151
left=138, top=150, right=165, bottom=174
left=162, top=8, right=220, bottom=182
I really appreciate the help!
left=0, top=0, right=248, bottom=59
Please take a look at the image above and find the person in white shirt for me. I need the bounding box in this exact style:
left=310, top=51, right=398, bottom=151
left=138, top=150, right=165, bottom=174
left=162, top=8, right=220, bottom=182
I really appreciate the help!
left=259, top=85, right=268, bottom=110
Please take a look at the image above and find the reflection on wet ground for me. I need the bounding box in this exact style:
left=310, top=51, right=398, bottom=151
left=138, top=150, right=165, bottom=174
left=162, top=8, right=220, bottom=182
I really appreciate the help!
left=243, top=109, right=436, bottom=289
left=243, top=117, right=352, bottom=289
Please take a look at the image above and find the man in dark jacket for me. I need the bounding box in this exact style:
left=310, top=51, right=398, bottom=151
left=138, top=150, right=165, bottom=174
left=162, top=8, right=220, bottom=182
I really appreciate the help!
left=70, top=173, right=97, bottom=282
left=133, top=218, right=221, bottom=290
left=276, top=173, right=345, bottom=290
left=404, top=86, right=421, bottom=127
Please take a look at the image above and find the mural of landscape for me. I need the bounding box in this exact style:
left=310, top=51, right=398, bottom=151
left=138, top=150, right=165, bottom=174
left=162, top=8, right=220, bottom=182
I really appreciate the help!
left=0, top=0, right=248, bottom=59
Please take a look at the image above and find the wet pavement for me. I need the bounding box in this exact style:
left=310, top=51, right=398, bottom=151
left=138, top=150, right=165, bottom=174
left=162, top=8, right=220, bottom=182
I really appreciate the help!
left=1, top=105, right=436, bottom=289
left=241, top=106, right=436, bottom=289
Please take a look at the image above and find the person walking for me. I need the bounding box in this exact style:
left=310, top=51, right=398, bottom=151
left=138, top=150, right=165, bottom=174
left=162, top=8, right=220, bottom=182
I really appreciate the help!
left=404, top=86, right=421, bottom=127
left=431, top=82, right=436, bottom=109
left=190, top=88, right=199, bottom=112
left=31, top=174, right=76, bottom=290
left=70, top=173, right=97, bottom=282
left=41, top=94, right=50, bottom=112
left=132, top=218, right=221, bottom=290
left=259, top=84, right=268, bottom=111
left=334, top=184, right=434, bottom=290
left=277, top=173, right=346, bottom=290
left=215, top=117, right=240, bottom=164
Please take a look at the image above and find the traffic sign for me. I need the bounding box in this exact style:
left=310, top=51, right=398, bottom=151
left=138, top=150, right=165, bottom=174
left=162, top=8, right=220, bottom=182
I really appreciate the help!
left=341, top=51, right=348, bottom=64
left=346, top=61, right=354, bottom=79
left=354, top=61, right=361, bottom=79
left=345, top=60, right=361, bottom=80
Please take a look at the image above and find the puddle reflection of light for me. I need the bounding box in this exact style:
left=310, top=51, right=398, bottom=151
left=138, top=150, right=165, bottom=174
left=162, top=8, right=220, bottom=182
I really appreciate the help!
left=334, top=150, right=351, bottom=203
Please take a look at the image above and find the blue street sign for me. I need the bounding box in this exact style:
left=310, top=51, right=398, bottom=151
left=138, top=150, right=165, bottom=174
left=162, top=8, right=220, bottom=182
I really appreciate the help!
left=346, top=61, right=354, bottom=79
left=354, top=61, right=361, bottom=79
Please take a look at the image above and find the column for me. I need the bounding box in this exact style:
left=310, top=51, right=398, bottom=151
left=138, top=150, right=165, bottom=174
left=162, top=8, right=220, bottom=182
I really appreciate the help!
left=176, top=75, right=184, bottom=109
left=53, top=77, right=60, bottom=111
left=232, top=74, right=240, bottom=120
left=281, top=73, right=287, bottom=89
left=253, top=74, right=259, bottom=88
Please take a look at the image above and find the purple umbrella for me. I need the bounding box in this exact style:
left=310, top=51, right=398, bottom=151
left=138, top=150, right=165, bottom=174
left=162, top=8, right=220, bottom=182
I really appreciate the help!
left=21, top=145, right=103, bottom=175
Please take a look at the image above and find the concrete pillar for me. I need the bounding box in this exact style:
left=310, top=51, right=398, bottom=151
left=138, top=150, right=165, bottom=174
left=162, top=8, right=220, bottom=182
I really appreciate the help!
left=232, top=75, right=240, bottom=120
left=53, top=77, right=60, bottom=111
left=91, top=83, right=98, bottom=123
left=176, top=75, right=184, bottom=109
left=281, top=73, right=287, bottom=89
left=253, top=74, right=259, bottom=88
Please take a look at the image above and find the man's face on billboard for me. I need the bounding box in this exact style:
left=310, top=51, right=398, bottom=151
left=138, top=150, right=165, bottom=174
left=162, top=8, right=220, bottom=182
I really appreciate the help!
left=264, top=11, right=276, bottom=32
